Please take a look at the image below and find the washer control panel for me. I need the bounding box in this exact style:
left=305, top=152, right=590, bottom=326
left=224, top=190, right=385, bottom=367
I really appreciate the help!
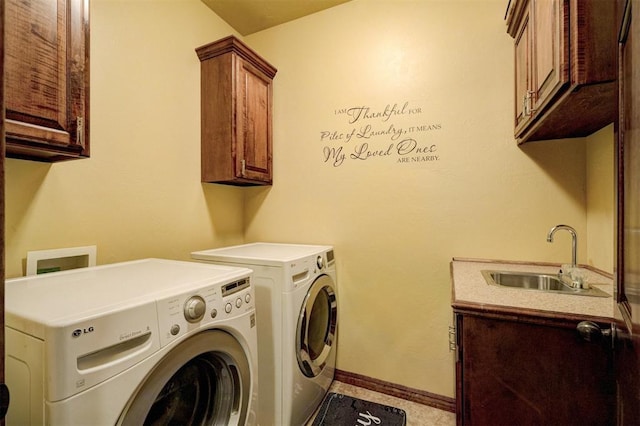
left=156, top=275, right=254, bottom=347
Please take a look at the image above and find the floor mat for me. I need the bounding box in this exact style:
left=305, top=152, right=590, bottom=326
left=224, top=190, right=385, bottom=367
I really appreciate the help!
left=312, top=392, right=407, bottom=426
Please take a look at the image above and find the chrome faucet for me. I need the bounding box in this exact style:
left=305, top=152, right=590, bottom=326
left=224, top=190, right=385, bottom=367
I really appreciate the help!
left=546, top=224, right=577, bottom=268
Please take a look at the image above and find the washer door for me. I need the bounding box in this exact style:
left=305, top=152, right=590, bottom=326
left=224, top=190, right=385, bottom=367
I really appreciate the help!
left=118, top=330, right=251, bottom=426
left=296, top=274, right=338, bottom=378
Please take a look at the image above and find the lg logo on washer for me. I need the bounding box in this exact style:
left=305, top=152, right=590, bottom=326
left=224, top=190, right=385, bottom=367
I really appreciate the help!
left=72, top=327, right=95, bottom=337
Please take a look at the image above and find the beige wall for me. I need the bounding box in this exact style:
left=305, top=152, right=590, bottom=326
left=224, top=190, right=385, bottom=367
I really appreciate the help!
left=586, top=124, right=615, bottom=273
left=5, top=0, right=246, bottom=277
left=244, top=0, right=612, bottom=397
left=4, top=0, right=615, bottom=401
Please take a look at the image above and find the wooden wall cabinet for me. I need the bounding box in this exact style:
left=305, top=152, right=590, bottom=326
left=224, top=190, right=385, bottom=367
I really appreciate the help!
left=453, top=310, right=615, bottom=425
left=5, top=0, right=90, bottom=162
left=506, top=0, right=618, bottom=144
left=196, top=36, right=277, bottom=186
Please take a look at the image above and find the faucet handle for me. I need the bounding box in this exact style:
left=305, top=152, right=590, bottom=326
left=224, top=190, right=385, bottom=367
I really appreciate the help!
left=559, top=264, right=588, bottom=289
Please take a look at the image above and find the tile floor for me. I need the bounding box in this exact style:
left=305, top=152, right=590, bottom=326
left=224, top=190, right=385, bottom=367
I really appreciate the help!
left=307, top=381, right=456, bottom=426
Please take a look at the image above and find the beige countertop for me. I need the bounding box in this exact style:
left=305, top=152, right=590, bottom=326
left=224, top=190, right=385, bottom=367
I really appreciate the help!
left=451, top=258, right=616, bottom=320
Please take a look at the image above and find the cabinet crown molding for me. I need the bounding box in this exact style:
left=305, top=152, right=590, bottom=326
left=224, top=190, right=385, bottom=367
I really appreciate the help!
left=196, top=35, right=277, bottom=79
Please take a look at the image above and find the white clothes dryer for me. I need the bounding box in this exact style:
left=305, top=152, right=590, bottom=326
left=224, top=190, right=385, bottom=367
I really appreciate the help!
left=5, top=258, right=258, bottom=425
left=192, top=243, right=338, bottom=426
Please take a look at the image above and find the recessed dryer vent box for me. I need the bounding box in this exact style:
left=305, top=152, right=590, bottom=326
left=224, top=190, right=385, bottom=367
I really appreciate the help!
left=26, top=246, right=97, bottom=276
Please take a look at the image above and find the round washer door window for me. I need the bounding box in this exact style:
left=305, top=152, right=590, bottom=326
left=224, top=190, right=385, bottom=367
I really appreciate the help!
left=296, top=274, right=338, bottom=378
left=118, top=330, right=251, bottom=426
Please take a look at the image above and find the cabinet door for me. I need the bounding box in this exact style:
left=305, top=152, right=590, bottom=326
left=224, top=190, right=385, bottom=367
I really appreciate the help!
left=0, top=0, right=7, bottom=421
left=532, top=0, right=567, bottom=113
left=458, top=314, right=615, bottom=425
left=616, top=0, right=640, bottom=421
left=236, top=59, right=273, bottom=184
left=514, top=5, right=531, bottom=132
left=514, top=0, right=568, bottom=136
left=5, top=0, right=89, bottom=161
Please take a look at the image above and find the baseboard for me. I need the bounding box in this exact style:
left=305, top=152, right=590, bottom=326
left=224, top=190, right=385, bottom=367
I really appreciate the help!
left=334, top=369, right=456, bottom=413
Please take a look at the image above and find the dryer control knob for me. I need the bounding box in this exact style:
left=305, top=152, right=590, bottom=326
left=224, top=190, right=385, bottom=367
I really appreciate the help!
left=317, top=256, right=324, bottom=270
left=184, top=296, right=206, bottom=323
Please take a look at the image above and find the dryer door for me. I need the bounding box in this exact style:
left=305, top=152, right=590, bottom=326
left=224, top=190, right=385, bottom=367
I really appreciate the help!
left=296, top=274, right=338, bottom=378
left=118, top=330, right=251, bottom=426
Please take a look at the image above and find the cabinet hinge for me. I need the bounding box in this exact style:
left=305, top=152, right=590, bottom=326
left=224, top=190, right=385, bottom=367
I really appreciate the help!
left=448, top=325, right=456, bottom=352
left=449, top=324, right=460, bottom=362
left=523, top=90, right=536, bottom=117
left=77, top=117, right=84, bottom=148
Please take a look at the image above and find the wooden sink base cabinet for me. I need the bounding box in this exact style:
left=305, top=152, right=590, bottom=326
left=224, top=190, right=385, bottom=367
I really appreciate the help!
left=451, top=259, right=616, bottom=425
left=452, top=310, right=615, bottom=425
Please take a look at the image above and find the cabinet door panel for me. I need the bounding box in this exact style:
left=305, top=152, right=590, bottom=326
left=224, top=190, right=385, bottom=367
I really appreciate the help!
left=514, top=9, right=530, bottom=131
left=6, top=0, right=68, bottom=137
left=533, top=0, right=567, bottom=112
left=237, top=61, right=272, bottom=182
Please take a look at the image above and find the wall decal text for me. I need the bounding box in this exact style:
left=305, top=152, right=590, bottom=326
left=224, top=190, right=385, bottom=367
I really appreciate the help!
left=321, top=102, right=442, bottom=167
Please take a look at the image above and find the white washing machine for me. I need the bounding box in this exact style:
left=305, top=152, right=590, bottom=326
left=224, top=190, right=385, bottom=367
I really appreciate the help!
left=191, top=243, right=338, bottom=426
left=5, top=258, right=259, bottom=425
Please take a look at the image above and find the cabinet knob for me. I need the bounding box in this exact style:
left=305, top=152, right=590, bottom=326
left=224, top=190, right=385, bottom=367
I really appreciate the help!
left=576, top=320, right=615, bottom=346
left=0, top=383, right=8, bottom=420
